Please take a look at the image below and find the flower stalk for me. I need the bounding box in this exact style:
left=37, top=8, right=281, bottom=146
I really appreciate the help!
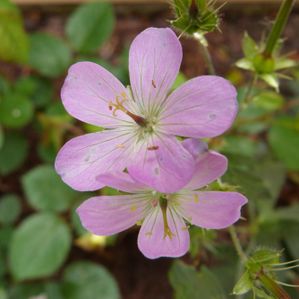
left=263, top=0, right=295, bottom=57
left=193, top=33, right=216, bottom=75
left=229, top=226, right=247, bottom=263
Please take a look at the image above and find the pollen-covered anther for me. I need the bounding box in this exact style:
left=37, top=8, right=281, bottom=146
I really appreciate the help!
left=147, top=145, right=159, bottom=151
left=116, top=143, right=125, bottom=149
left=130, top=205, right=137, bottom=212
left=194, top=194, right=199, bottom=203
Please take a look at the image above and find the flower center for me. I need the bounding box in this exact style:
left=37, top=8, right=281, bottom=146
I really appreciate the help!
left=109, top=92, right=147, bottom=127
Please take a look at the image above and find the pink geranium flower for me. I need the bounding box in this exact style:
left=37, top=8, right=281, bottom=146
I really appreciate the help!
left=55, top=27, right=238, bottom=193
left=77, top=139, right=247, bottom=259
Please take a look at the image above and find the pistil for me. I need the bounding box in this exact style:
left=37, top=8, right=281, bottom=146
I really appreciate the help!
left=159, top=196, right=174, bottom=240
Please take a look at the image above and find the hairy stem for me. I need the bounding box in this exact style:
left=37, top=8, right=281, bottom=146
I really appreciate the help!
left=193, top=33, right=216, bottom=75
left=229, top=226, right=248, bottom=263
left=263, top=0, right=295, bottom=57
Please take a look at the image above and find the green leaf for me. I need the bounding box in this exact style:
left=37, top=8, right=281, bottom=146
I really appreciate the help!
left=233, top=272, right=252, bottom=295
left=0, top=93, right=33, bottom=128
left=9, top=212, right=71, bottom=281
left=269, top=118, right=299, bottom=170
left=221, top=136, right=259, bottom=157
left=0, top=126, right=3, bottom=149
left=189, top=227, right=216, bottom=258
left=0, top=287, right=7, bottom=299
left=66, top=2, right=115, bottom=53
left=0, top=226, right=13, bottom=251
left=0, top=75, right=10, bottom=95
left=283, top=222, right=299, bottom=259
left=62, top=261, right=120, bottom=299
left=252, top=91, right=284, bottom=111
left=275, top=57, right=297, bottom=70
left=0, top=194, right=21, bottom=225
left=236, top=58, right=254, bottom=71
left=29, top=33, right=71, bottom=77
left=22, top=165, right=78, bottom=212
left=14, top=76, right=53, bottom=108
left=222, top=154, right=285, bottom=210
left=0, top=0, right=29, bottom=63
left=169, top=261, right=226, bottom=299
left=0, top=132, right=28, bottom=175
left=9, top=282, right=63, bottom=299
left=242, top=32, right=259, bottom=59
left=260, top=73, right=279, bottom=91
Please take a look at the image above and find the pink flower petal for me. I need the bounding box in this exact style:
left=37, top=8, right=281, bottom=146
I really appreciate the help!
left=181, top=138, right=208, bottom=159
left=184, top=151, right=228, bottom=190
left=178, top=191, right=247, bottom=229
left=138, top=207, right=190, bottom=259
left=55, top=130, right=136, bottom=191
left=127, top=134, right=194, bottom=193
left=61, top=62, right=133, bottom=128
left=77, top=195, right=150, bottom=235
left=160, top=76, right=238, bottom=138
left=129, top=28, right=182, bottom=113
left=97, top=172, right=148, bottom=193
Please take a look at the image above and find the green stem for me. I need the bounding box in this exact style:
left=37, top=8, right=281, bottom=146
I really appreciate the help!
left=229, top=226, right=248, bottom=264
left=263, top=0, right=295, bottom=57
left=193, top=33, right=216, bottom=75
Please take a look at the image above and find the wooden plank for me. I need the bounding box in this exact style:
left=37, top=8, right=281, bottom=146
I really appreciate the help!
left=12, top=0, right=299, bottom=5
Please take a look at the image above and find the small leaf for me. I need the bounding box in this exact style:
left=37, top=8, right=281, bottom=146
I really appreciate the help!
left=242, top=32, right=259, bottom=59
left=22, top=165, right=78, bottom=212
left=66, top=2, right=115, bottom=53
left=62, top=261, right=120, bottom=299
left=29, top=33, right=71, bottom=77
left=0, top=194, right=21, bottom=225
left=236, top=58, right=254, bottom=71
left=0, top=132, right=28, bottom=175
left=9, top=212, right=71, bottom=280
left=260, top=74, right=279, bottom=91
left=275, top=57, right=297, bottom=70
left=0, top=93, right=33, bottom=128
left=233, top=272, right=252, bottom=295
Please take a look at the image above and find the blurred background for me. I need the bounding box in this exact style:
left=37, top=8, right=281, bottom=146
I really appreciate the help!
left=0, top=0, right=299, bottom=298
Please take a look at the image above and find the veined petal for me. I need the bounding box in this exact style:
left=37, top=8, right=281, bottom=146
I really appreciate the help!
left=129, top=27, right=182, bottom=114
left=184, top=151, right=228, bottom=190
left=97, top=171, right=148, bottom=193
left=55, top=129, right=136, bottom=191
left=77, top=195, right=150, bottom=236
left=127, top=134, right=194, bottom=193
left=138, top=206, right=189, bottom=259
left=160, top=76, right=238, bottom=138
left=182, top=138, right=208, bottom=159
left=61, top=62, right=133, bottom=128
left=178, top=191, right=247, bottom=229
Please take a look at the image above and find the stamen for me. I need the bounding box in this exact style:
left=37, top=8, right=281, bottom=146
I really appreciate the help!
left=194, top=194, right=199, bottom=203
left=151, top=80, right=157, bottom=88
left=147, top=145, right=159, bottom=151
